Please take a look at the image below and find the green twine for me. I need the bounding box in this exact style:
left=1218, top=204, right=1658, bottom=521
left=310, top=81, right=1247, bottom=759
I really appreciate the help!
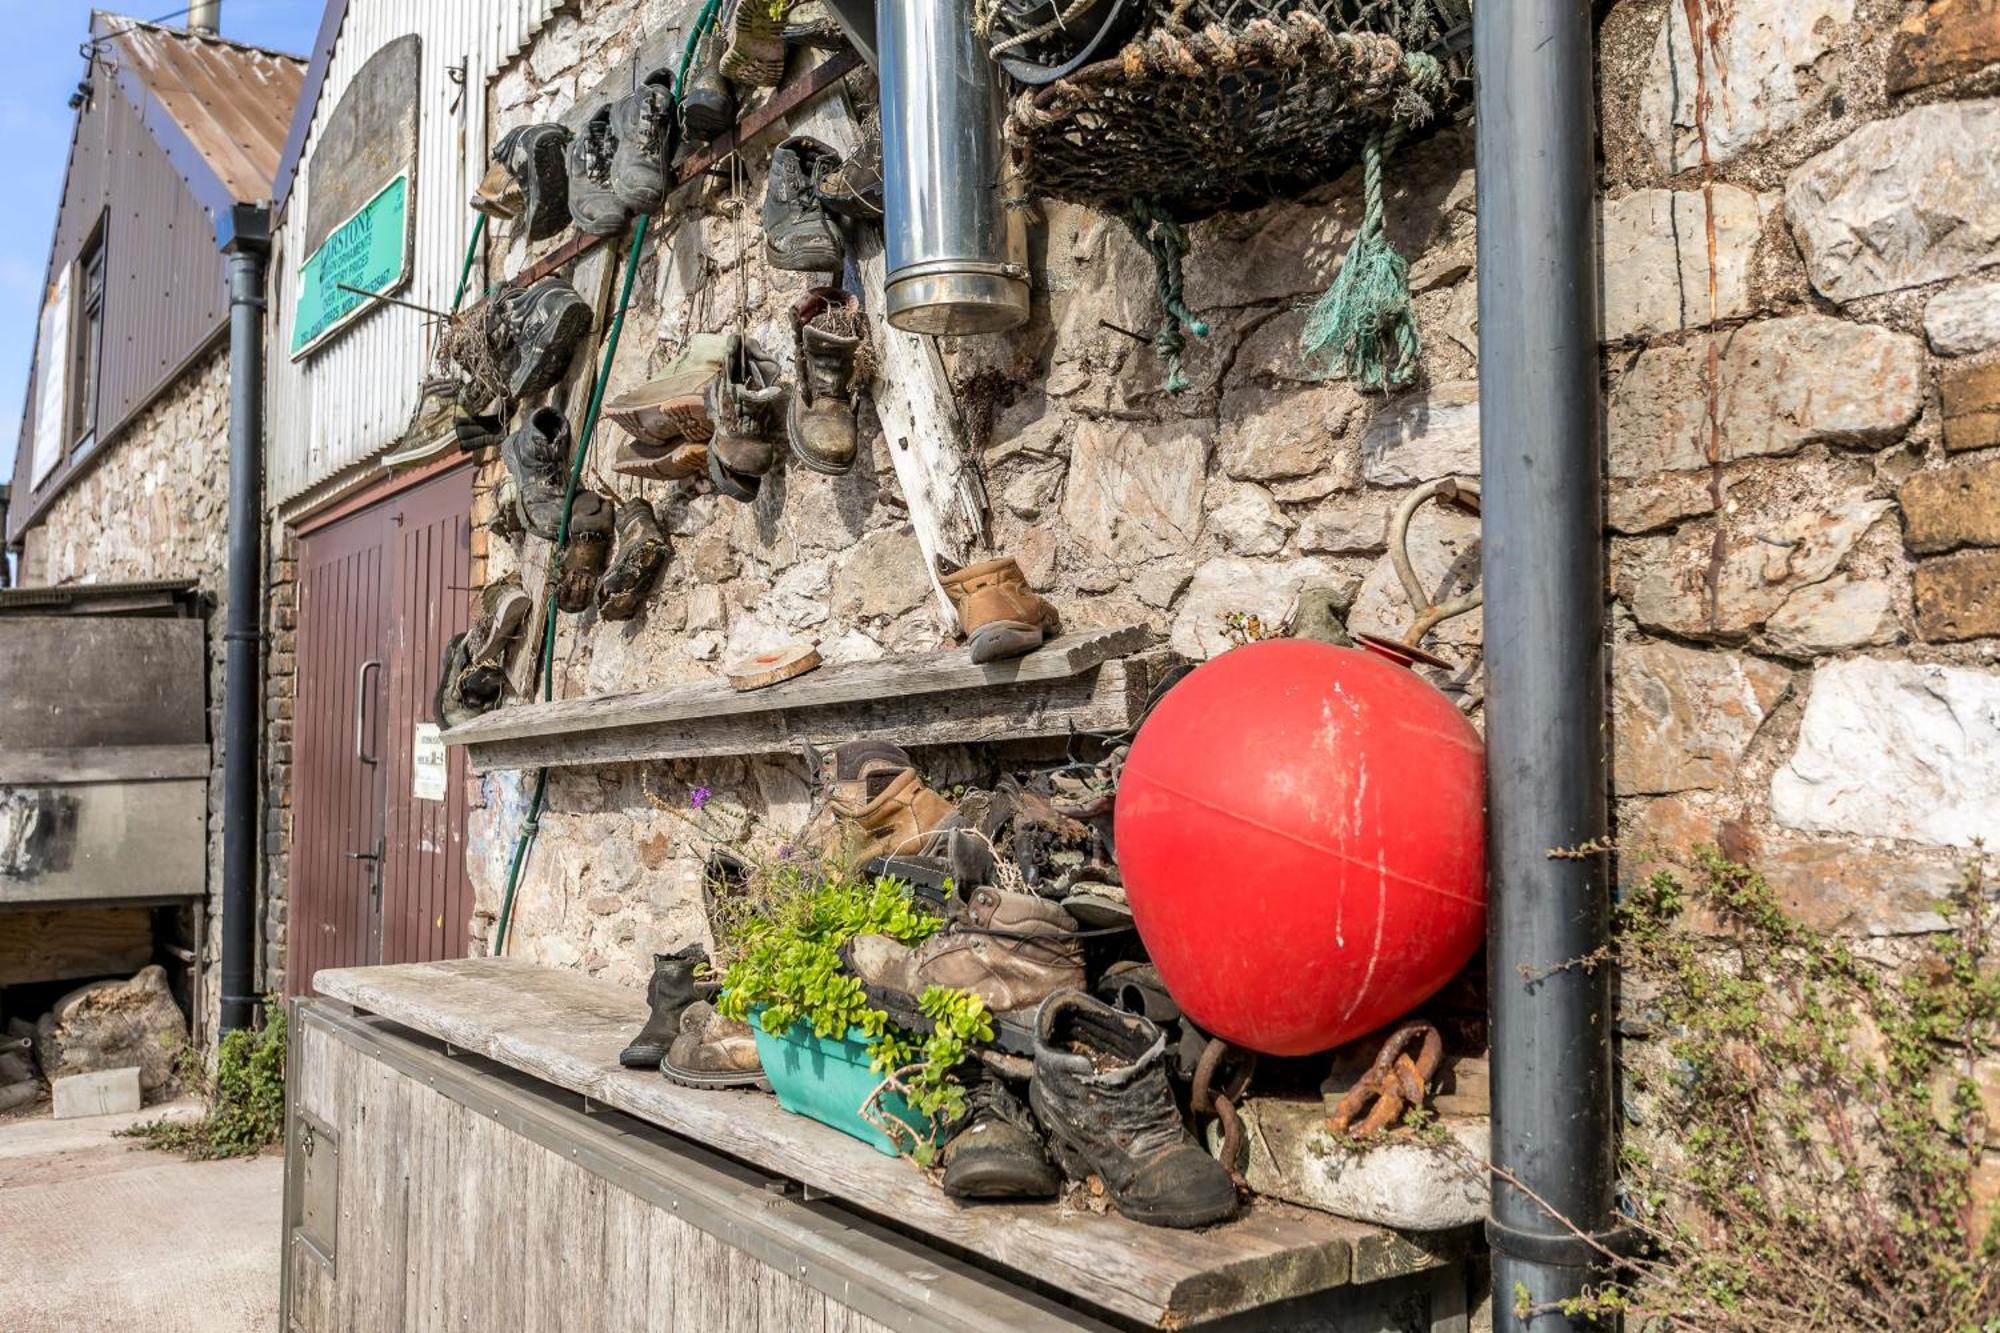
left=1300, top=126, right=1420, bottom=393
left=1124, top=197, right=1209, bottom=395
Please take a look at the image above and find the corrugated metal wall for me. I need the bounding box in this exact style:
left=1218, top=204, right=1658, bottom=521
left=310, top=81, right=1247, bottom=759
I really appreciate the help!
left=8, top=77, right=229, bottom=536
left=267, top=0, right=561, bottom=507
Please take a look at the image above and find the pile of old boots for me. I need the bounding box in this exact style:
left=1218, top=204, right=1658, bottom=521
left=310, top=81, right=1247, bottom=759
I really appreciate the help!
left=618, top=944, right=769, bottom=1089
left=434, top=576, right=533, bottom=727
left=607, top=331, right=790, bottom=502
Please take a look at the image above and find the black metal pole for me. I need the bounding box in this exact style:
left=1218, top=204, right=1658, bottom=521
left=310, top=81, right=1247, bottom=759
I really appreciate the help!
left=1473, top=0, right=1617, bottom=1325
left=220, top=204, right=269, bottom=1034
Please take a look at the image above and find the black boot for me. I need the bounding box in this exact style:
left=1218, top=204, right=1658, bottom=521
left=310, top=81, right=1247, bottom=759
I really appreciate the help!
left=501, top=407, right=575, bottom=540
left=490, top=278, right=591, bottom=400
left=596, top=497, right=669, bottom=620
left=763, top=136, right=844, bottom=272
left=489, top=122, right=573, bottom=241
left=705, top=334, right=786, bottom=477
left=941, top=1077, right=1061, bottom=1200
left=677, top=34, right=736, bottom=145
left=566, top=105, right=627, bottom=236
left=1029, top=990, right=1238, bottom=1229
left=609, top=83, right=675, bottom=214
left=618, top=944, right=708, bottom=1068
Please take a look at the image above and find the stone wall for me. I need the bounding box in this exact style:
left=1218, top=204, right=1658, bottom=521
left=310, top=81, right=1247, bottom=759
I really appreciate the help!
left=466, top=0, right=2000, bottom=1174
left=15, top=341, right=239, bottom=1038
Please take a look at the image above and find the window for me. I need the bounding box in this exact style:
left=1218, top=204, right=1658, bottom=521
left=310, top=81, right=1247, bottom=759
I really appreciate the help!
left=68, top=230, right=105, bottom=453
left=28, top=266, right=70, bottom=486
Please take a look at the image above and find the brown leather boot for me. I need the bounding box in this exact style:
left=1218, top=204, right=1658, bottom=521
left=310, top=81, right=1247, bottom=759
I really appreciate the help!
left=842, top=886, right=1084, bottom=1053
left=661, top=1001, right=767, bottom=1089
left=940, top=556, right=1060, bottom=663
left=848, top=767, right=959, bottom=861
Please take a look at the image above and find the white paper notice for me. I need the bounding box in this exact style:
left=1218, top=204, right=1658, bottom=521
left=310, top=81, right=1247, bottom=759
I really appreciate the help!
left=412, top=723, right=447, bottom=801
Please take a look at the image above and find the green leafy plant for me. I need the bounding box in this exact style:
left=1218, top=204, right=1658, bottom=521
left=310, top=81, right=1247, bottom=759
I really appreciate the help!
left=121, top=1003, right=287, bottom=1160
left=1539, top=849, right=2000, bottom=1332
left=716, top=871, right=992, bottom=1144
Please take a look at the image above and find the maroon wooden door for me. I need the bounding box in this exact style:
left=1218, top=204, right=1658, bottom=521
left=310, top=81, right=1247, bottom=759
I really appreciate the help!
left=289, top=464, right=474, bottom=995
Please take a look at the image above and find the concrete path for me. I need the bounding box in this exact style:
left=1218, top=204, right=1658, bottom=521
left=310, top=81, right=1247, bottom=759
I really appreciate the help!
left=0, top=1097, right=281, bottom=1332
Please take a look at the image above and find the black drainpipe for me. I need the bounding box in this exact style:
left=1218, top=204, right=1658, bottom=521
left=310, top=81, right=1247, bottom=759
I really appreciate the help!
left=219, top=202, right=270, bottom=1034
left=1474, top=0, right=1619, bottom=1324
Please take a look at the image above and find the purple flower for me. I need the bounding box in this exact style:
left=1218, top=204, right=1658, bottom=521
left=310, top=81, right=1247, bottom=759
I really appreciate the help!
left=689, top=787, right=711, bottom=811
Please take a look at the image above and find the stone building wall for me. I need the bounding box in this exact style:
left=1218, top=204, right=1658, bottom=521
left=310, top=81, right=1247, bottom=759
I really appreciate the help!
left=463, top=0, right=2000, bottom=1174
left=16, top=341, right=238, bottom=1036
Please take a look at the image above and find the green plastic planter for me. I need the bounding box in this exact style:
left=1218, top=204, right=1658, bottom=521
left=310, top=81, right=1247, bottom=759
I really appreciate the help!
left=750, top=1013, right=939, bottom=1157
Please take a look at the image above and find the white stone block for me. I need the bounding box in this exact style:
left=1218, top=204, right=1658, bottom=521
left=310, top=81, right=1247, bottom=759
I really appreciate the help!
left=52, top=1067, right=142, bottom=1120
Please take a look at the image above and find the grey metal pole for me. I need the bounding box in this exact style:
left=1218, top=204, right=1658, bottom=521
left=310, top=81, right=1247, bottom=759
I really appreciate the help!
left=220, top=205, right=269, bottom=1034
left=1473, top=0, right=1618, bottom=1324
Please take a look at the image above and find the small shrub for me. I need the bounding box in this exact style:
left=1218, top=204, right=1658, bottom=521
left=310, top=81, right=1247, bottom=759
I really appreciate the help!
left=121, top=1003, right=286, bottom=1160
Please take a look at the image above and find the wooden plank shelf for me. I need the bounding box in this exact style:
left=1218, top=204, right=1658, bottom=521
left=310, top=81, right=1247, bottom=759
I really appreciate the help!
left=442, top=626, right=1162, bottom=771
left=314, top=958, right=1462, bottom=1330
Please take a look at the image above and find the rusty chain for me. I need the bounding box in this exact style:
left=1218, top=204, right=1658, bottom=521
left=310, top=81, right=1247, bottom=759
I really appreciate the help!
left=1324, top=1021, right=1444, bottom=1137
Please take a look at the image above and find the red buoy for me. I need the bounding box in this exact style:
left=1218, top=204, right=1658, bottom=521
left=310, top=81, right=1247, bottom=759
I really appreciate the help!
left=1114, top=638, right=1486, bottom=1056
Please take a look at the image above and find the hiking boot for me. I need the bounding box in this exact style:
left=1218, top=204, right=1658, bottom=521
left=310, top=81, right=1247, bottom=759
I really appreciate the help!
left=609, top=83, right=675, bottom=213
left=821, top=739, right=916, bottom=816
left=842, top=885, right=1083, bottom=1053
left=453, top=404, right=506, bottom=454
left=719, top=0, right=790, bottom=87
left=433, top=633, right=479, bottom=729
left=618, top=944, right=708, bottom=1068
left=849, top=766, right=961, bottom=861
left=788, top=287, right=863, bottom=475
left=763, top=136, right=844, bottom=272
left=1030, top=991, right=1239, bottom=1229
left=490, top=278, right=592, bottom=400
left=816, top=109, right=883, bottom=220
left=940, top=556, right=1060, bottom=663
left=459, top=576, right=532, bottom=706
left=566, top=105, right=627, bottom=236
left=706, top=335, right=787, bottom=477
left=607, top=332, right=730, bottom=445
left=678, top=32, right=736, bottom=144
left=596, top=498, right=669, bottom=621
left=555, top=514, right=613, bottom=614
left=781, top=0, right=849, bottom=49
left=501, top=407, right=575, bottom=540
left=941, top=1076, right=1061, bottom=1200
left=484, top=123, right=572, bottom=240
left=662, top=1001, right=768, bottom=1089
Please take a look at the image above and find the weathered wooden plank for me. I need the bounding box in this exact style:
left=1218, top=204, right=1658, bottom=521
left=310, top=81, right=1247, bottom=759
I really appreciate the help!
left=449, top=625, right=1150, bottom=747
left=316, top=958, right=1444, bottom=1327
left=0, top=618, right=204, bottom=749
left=345, top=1058, right=413, bottom=1333
left=458, top=654, right=1154, bottom=772
left=0, top=744, right=209, bottom=784
left=0, top=778, right=206, bottom=904
left=601, top=1187, right=656, bottom=1333
left=0, top=906, right=152, bottom=985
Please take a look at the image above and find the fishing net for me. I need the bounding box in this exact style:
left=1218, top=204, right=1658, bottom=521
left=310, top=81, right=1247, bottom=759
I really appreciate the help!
left=1005, top=0, right=1470, bottom=391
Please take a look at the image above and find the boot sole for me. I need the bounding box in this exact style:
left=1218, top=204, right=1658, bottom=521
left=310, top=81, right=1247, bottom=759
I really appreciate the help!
left=660, top=1062, right=772, bottom=1092
left=966, top=621, right=1048, bottom=663
left=942, top=1150, right=1063, bottom=1201
left=617, top=1043, right=668, bottom=1069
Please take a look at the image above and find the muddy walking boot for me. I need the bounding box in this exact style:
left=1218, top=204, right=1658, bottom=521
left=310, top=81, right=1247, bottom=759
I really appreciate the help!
left=1030, top=991, right=1238, bottom=1229
left=501, top=407, right=576, bottom=539
left=788, top=287, right=863, bottom=474
left=555, top=499, right=615, bottom=614
left=459, top=576, right=533, bottom=709
left=433, top=634, right=478, bottom=729
left=607, top=333, right=730, bottom=481
left=679, top=31, right=736, bottom=144
left=597, top=497, right=670, bottom=621
left=480, top=123, right=572, bottom=239
left=941, top=556, right=1060, bottom=663
left=619, top=944, right=709, bottom=1068
left=662, top=1001, right=768, bottom=1089
left=706, top=335, right=787, bottom=478
left=763, top=137, right=844, bottom=272
left=941, top=1076, right=1062, bottom=1200
left=490, top=278, right=592, bottom=400
left=610, top=82, right=675, bottom=214
left=842, top=886, right=1084, bottom=1053
left=566, top=104, right=627, bottom=236
left=816, top=110, right=883, bottom=221
left=719, top=0, right=790, bottom=87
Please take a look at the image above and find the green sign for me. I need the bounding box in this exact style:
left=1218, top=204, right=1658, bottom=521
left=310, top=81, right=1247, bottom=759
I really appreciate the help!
left=291, top=174, right=410, bottom=357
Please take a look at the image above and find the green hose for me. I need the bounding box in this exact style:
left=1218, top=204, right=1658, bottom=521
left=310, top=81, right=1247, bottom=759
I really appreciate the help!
left=491, top=0, right=724, bottom=956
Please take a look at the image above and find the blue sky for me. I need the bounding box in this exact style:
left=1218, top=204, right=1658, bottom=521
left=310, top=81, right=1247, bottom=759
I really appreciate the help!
left=0, top=1, right=326, bottom=482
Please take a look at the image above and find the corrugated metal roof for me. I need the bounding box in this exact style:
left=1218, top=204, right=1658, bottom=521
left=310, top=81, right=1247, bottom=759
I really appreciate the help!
left=104, top=15, right=305, bottom=204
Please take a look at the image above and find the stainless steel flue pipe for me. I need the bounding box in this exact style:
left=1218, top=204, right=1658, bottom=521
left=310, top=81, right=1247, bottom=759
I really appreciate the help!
left=876, top=0, right=1030, bottom=333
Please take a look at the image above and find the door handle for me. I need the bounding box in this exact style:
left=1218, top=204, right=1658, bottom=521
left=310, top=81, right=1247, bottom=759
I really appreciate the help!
left=355, top=660, right=383, bottom=766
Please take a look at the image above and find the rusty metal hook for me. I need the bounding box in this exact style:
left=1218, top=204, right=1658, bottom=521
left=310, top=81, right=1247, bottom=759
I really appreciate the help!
left=1324, top=1022, right=1445, bottom=1138
left=1191, top=1037, right=1257, bottom=1187
left=1354, top=476, right=1482, bottom=670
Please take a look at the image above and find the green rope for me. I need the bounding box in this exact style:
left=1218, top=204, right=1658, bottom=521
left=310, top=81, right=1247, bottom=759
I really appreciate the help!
left=493, top=0, right=723, bottom=957
left=1123, top=197, right=1208, bottom=395
left=450, top=212, right=488, bottom=313
left=1299, top=127, right=1419, bottom=393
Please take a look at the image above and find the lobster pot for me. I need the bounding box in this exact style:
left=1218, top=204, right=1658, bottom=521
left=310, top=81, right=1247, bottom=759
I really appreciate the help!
left=878, top=0, right=1031, bottom=333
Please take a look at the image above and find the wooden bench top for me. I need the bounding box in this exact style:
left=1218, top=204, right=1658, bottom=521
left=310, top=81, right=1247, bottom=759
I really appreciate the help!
left=314, top=957, right=1461, bottom=1328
